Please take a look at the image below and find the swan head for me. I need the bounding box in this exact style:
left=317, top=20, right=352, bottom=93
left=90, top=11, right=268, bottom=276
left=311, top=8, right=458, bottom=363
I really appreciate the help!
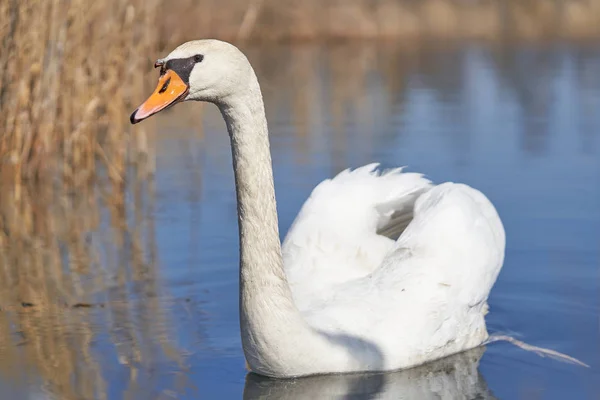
left=130, top=39, right=253, bottom=124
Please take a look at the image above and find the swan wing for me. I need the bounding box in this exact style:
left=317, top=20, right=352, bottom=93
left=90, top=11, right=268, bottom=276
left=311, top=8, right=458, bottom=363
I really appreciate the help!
left=282, top=163, right=432, bottom=308
left=309, top=182, right=505, bottom=328
left=379, top=182, right=506, bottom=309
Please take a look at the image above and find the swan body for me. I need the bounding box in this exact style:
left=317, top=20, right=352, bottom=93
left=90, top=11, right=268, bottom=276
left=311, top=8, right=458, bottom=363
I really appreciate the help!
left=131, top=39, right=506, bottom=378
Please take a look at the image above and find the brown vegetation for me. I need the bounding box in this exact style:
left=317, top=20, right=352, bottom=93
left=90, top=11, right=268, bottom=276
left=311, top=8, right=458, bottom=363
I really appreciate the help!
left=0, top=0, right=157, bottom=190
left=0, top=4, right=174, bottom=398
left=1, top=0, right=600, bottom=184
left=163, top=0, right=600, bottom=44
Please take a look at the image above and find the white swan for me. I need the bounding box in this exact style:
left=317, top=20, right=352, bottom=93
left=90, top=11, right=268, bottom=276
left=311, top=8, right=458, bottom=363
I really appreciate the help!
left=130, top=39, right=506, bottom=378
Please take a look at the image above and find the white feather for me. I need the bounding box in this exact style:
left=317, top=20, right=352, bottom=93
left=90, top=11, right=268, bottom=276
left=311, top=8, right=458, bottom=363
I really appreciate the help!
left=282, top=163, right=433, bottom=311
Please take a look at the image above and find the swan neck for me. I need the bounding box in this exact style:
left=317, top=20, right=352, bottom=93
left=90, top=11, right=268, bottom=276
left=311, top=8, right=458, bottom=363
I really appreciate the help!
left=218, top=77, right=319, bottom=375
left=219, top=81, right=282, bottom=280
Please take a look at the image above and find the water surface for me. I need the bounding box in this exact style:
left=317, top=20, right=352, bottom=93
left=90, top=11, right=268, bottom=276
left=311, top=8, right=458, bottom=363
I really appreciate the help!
left=1, top=41, right=599, bottom=399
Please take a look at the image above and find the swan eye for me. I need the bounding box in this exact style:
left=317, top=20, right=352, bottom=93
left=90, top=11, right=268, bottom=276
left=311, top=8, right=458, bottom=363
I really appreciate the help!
left=194, top=54, right=204, bottom=63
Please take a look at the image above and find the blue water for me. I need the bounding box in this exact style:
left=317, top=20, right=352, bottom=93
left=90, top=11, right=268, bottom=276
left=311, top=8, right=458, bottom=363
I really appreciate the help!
left=1, top=41, right=599, bottom=399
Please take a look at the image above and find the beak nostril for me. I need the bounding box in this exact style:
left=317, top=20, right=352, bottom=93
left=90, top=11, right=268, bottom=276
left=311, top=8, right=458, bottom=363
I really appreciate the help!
left=159, top=77, right=171, bottom=94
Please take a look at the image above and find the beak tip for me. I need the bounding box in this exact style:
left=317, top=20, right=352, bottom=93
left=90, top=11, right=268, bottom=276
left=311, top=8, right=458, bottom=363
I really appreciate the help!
left=130, top=109, right=140, bottom=125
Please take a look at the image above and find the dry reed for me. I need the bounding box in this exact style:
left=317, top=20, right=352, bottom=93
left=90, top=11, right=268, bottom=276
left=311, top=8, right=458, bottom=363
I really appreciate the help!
left=161, top=0, right=600, bottom=44
left=1, top=0, right=600, bottom=184
left=0, top=0, right=158, bottom=191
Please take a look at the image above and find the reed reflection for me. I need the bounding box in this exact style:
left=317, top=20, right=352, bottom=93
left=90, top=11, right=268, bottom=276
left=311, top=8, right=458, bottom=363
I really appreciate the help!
left=0, top=161, right=188, bottom=400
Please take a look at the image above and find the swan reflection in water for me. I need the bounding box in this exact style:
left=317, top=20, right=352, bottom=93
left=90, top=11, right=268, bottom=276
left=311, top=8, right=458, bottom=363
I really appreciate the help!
left=244, top=347, right=495, bottom=400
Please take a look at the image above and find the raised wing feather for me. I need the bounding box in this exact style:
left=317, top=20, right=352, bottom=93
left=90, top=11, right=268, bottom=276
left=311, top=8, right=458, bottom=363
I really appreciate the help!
left=281, top=163, right=432, bottom=310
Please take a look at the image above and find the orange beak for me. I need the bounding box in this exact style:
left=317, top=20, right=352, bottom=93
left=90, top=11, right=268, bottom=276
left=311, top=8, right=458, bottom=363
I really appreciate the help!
left=130, top=69, right=189, bottom=124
